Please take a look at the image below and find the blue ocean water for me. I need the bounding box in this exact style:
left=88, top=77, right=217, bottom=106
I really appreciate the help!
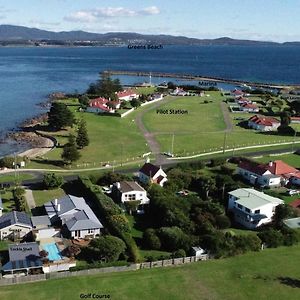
left=0, top=45, right=299, bottom=156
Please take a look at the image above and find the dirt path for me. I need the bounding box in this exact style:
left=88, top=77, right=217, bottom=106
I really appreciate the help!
left=135, top=97, right=176, bottom=165
left=220, top=102, right=233, bottom=132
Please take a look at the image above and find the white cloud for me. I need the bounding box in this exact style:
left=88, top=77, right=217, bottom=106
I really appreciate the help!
left=64, top=6, right=160, bottom=23
left=139, top=6, right=160, bottom=16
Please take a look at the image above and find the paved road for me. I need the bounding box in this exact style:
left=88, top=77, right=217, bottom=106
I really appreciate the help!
left=23, top=187, right=36, bottom=209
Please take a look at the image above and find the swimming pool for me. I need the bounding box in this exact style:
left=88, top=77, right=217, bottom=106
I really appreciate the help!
left=42, top=243, right=63, bottom=261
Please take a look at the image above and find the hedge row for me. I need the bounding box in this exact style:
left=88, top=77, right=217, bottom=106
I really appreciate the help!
left=79, top=176, right=141, bottom=262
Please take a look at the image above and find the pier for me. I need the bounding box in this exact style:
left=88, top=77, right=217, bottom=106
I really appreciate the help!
left=102, top=70, right=300, bottom=89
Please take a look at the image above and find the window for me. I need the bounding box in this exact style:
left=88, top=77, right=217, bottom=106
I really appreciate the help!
left=126, top=194, right=136, bottom=201
left=245, top=208, right=250, bottom=213
left=237, top=204, right=243, bottom=209
left=255, top=209, right=260, bottom=214
left=88, top=229, right=94, bottom=234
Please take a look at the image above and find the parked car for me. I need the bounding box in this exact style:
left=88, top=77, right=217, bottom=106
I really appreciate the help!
left=287, top=189, right=300, bottom=196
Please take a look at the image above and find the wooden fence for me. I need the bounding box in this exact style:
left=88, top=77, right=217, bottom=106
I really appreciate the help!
left=0, top=255, right=208, bottom=286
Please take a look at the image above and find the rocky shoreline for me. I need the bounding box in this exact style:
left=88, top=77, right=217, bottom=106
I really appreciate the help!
left=1, top=92, right=66, bottom=158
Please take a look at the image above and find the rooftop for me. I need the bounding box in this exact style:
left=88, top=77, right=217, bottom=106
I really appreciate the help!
left=31, top=215, right=51, bottom=228
left=229, top=188, right=283, bottom=210
left=139, top=163, right=161, bottom=177
left=116, top=181, right=146, bottom=193
left=0, top=211, right=32, bottom=230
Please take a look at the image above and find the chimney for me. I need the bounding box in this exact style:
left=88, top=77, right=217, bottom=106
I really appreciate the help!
left=268, top=161, right=273, bottom=167
left=116, top=182, right=121, bottom=189
left=54, top=199, right=58, bottom=206
left=57, top=204, right=61, bottom=212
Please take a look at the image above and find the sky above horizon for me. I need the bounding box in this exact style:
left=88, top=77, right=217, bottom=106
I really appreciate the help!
left=0, top=0, right=300, bottom=42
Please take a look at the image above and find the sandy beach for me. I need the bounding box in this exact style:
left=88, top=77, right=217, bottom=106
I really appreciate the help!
left=17, top=133, right=55, bottom=158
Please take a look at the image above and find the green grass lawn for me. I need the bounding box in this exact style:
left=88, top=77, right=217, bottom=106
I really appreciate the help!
left=0, top=189, right=15, bottom=212
left=26, top=104, right=149, bottom=169
left=142, top=93, right=298, bottom=156
left=0, top=173, right=35, bottom=184
left=1, top=244, right=300, bottom=299
left=32, top=188, right=66, bottom=207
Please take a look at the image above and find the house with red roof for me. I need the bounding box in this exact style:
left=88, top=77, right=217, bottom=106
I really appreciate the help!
left=139, top=163, right=168, bottom=187
left=236, top=97, right=252, bottom=105
left=86, top=97, right=116, bottom=114
left=231, top=89, right=244, bottom=97
left=248, top=115, right=280, bottom=131
left=291, top=117, right=300, bottom=124
left=116, top=89, right=139, bottom=101
left=237, top=160, right=300, bottom=187
left=239, top=103, right=259, bottom=113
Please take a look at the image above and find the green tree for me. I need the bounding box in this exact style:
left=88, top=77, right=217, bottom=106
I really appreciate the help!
left=143, top=228, right=161, bottom=250
left=87, top=74, right=122, bottom=99
left=48, top=102, right=75, bottom=130
left=124, top=200, right=141, bottom=215
left=61, top=134, right=81, bottom=164
left=43, top=173, right=64, bottom=189
left=89, top=235, right=126, bottom=262
left=258, top=229, right=283, bottom=248
left=78, top=95, right=90, bottom=108
left=130, top=98, right=141, bottom=108
left=76, top=119, right=89, bottom=149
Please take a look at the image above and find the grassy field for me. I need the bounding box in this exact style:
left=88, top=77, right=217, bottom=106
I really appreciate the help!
left=32, top=188, right=66, bottom=207
left=0, top=173, right=35, bottom=184
left=26, top=99, right=149, bottom=169
left=141, top=92, right=298, bottom=156
left=0, top=189, right=15, bottom=213
left=1, top=244, right=300, bottom=299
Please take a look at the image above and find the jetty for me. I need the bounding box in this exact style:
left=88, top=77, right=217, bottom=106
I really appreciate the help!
left=102, top=70, right=300, bottom=89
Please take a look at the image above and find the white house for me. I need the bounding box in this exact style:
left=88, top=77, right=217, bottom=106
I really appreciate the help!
left=112, top=181, right=150, bottom=212
left=116, top=89, right=139, bottom=101
left=139, top=163, right=168, bottom=187
left=0, top=211, right=32, bottom=240
left=237, top=160, right=282, bottom=187
left=248, top=115, right=280, bottom=132
left=228, top=188, right=284, bottom=229
left=237, top=160, right=299, bottom=187
left=44, top=195, right=103, bottom=239
left=170, top=87, right=188, bottom=96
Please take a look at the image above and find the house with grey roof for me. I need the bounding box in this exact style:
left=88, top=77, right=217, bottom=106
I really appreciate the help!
left=44, top=195, right=103, bottom=239
left=0, top=211, right=32, bottom=240
left=112, top=181, right=150, bottom=213
left=228, top=188, right=283, bottom=229
left=1, top=242, right=43, bottom=276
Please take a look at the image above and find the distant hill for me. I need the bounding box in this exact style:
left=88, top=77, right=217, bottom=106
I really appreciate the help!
left=0, top=24, right=298, bottom=46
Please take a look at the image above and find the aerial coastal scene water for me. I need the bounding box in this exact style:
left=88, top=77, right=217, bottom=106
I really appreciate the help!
left=1, top=45, right=300, bottom=156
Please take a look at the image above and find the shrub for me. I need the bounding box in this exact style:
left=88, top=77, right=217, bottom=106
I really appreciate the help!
left=158, top=226, right=191, bottom=252
left=215, top=215, right=231, bottom=229
left=43, top=173, right=64, bottom=189
left=143, top=228, right=161, bottom=250
left=172, top=249, right=186, bottom=258
left=88, top=235, right=126, bottom=262
left=0, top=156, right=15, bottom=168
left=258, top=229, right=283, bottom=248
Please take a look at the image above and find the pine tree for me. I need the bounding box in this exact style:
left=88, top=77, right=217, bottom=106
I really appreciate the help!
left=76, top=119, right=89, bottom=149
left=48, top=102, right=75, bottom=130
left=61, top=134, right=81, bottom=164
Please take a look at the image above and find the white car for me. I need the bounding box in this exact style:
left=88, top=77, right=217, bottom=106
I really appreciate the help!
left=102, top=186, right=111, bottom=194
left=288, top=189, right=299, bottom=196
